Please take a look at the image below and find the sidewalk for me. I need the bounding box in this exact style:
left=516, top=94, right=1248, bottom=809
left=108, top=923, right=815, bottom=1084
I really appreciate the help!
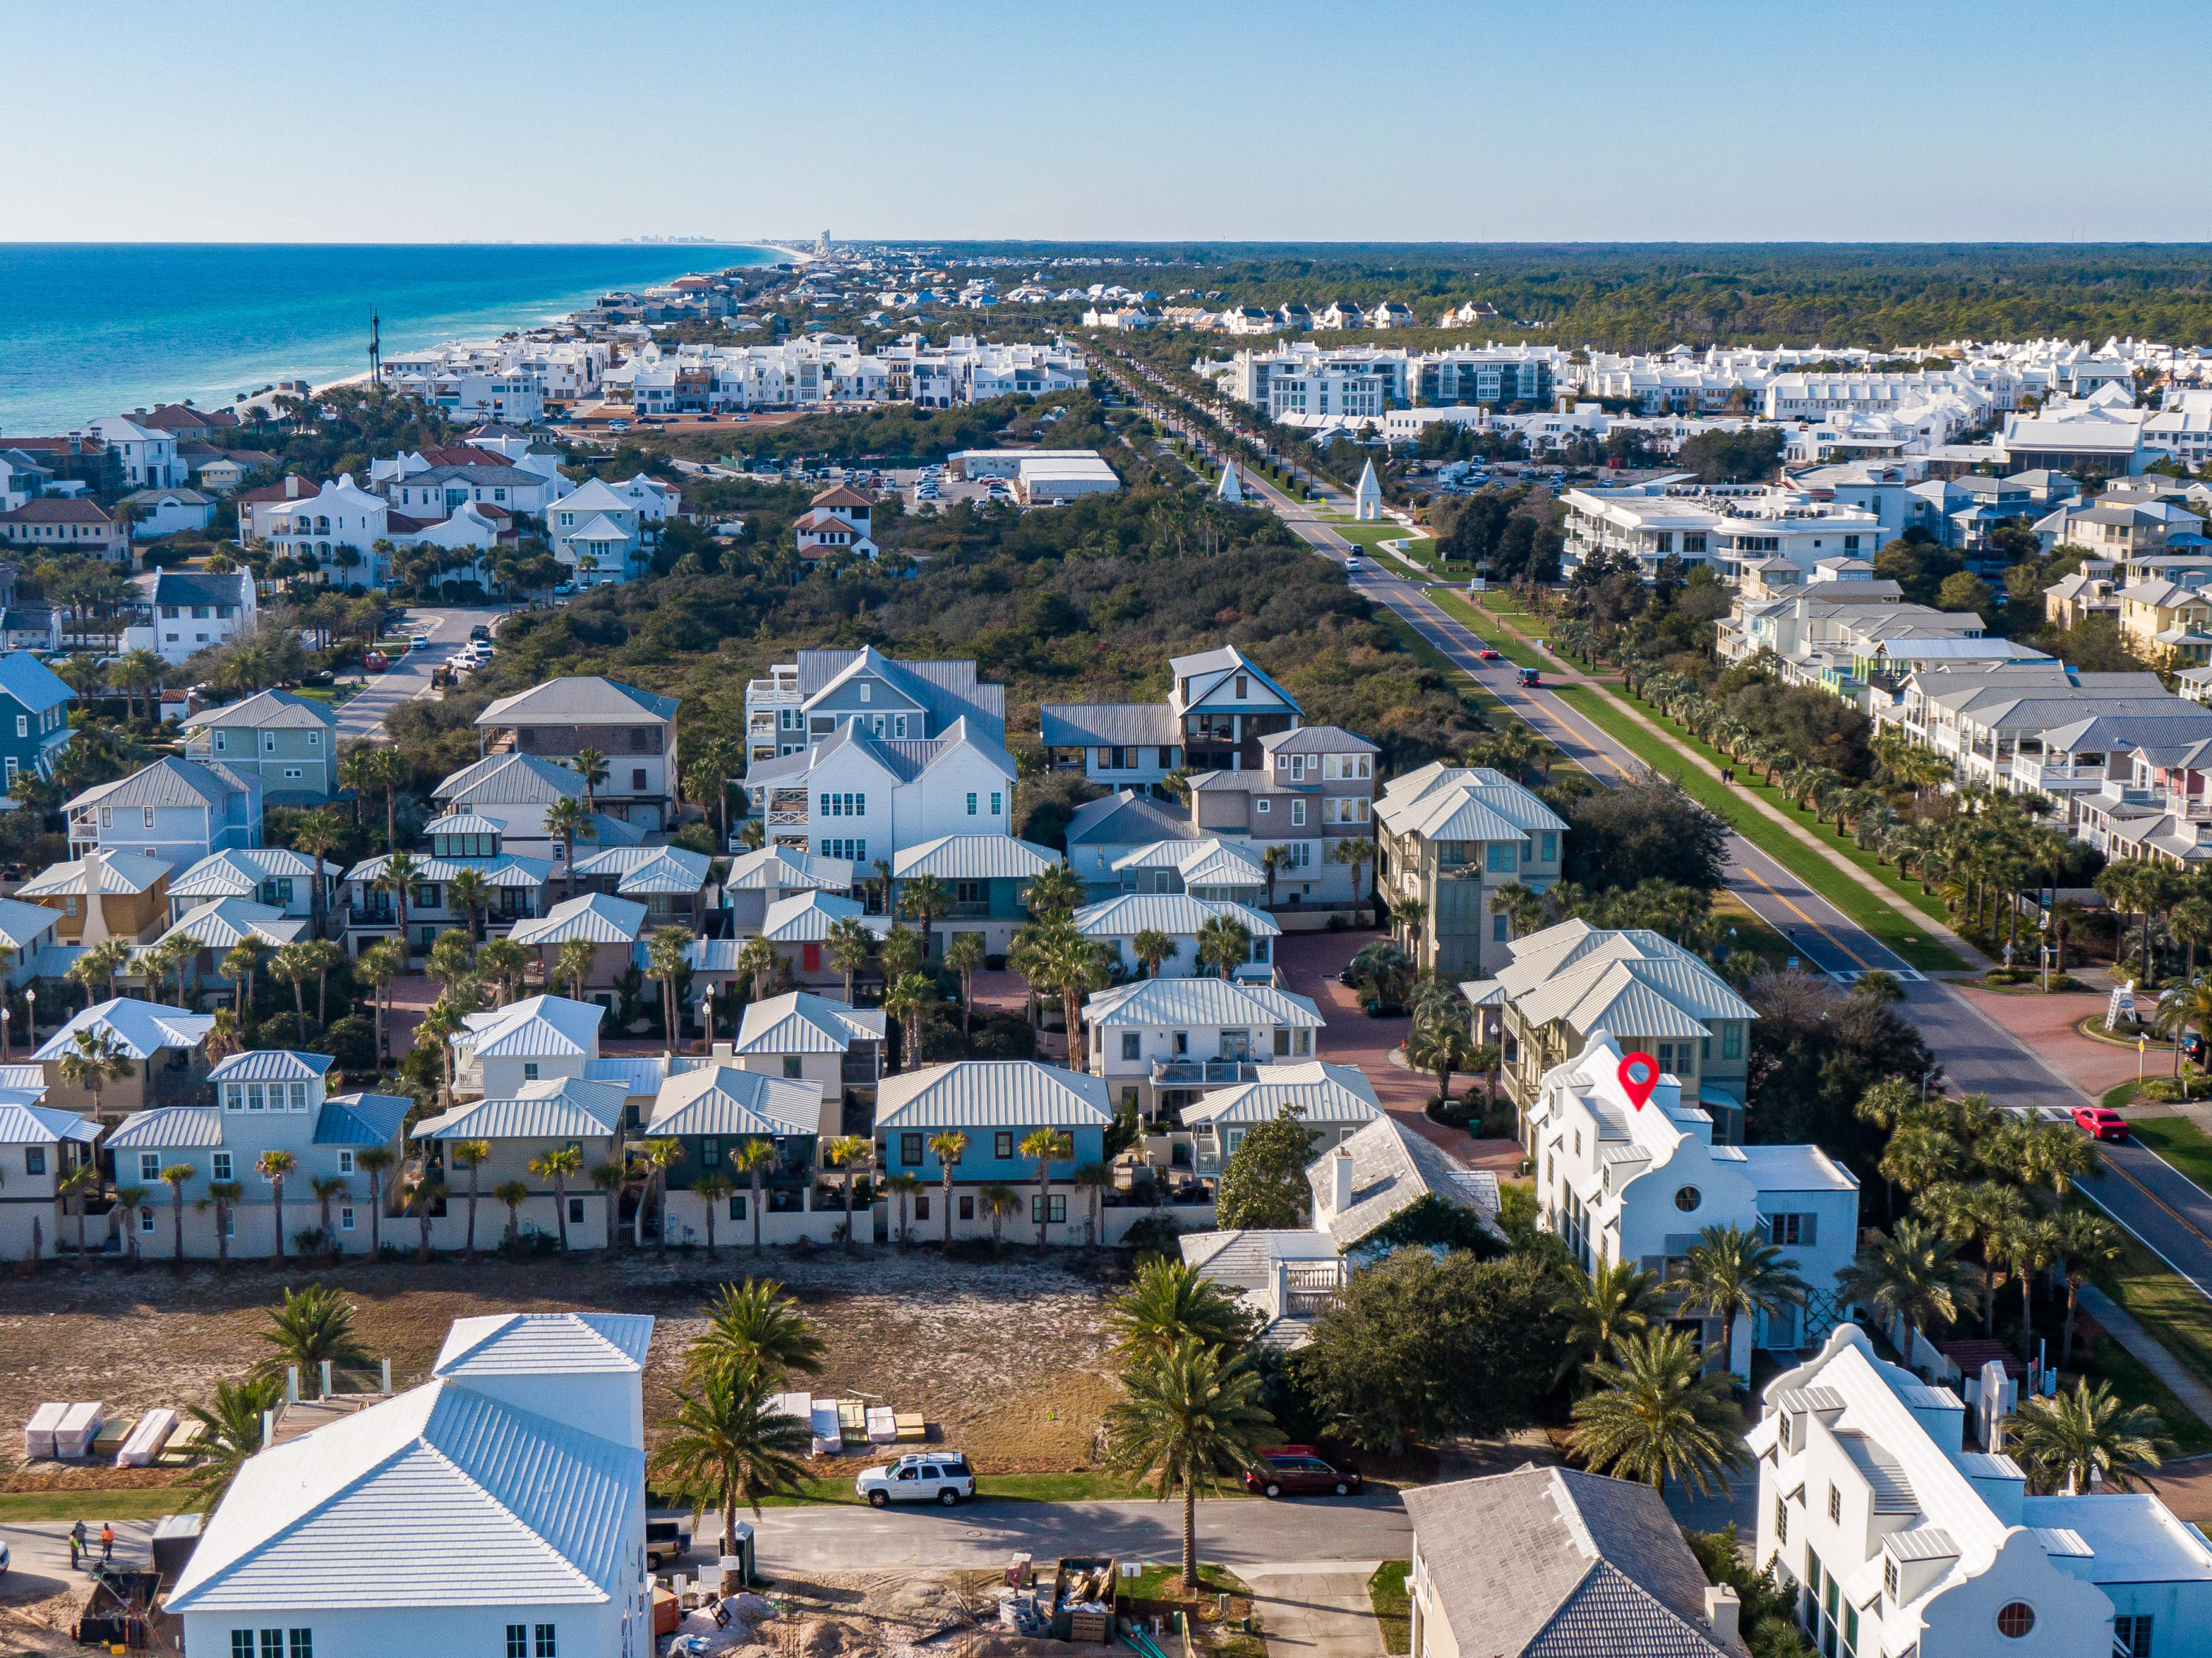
left=2079, top=1285, right=2212, bottom=1430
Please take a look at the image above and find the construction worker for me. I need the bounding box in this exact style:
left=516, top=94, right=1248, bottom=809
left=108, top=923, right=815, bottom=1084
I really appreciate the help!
left=69, top=1520, right=86, bottom=1569
left=100, top=1521, right=114, bottom=1564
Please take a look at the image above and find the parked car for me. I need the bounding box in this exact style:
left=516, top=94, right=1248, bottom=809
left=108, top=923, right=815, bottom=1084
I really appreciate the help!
left=408, top=635, right=431, bottom=651
left=644, top=1516, right=691, bottom=1572
left=1244, top=1446, right=1360, bottom=1499
left=608, top=420, right=630, bottom=434
left=855, top=1451, right=975, bottom=1508
left=2072, top=1105, right=2129, bottom=1142
left=468, top=625, right=491, bottom=642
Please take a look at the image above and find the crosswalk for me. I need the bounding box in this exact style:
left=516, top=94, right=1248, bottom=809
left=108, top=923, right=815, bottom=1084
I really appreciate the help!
left=1827, top=967, right=1927, bottom=985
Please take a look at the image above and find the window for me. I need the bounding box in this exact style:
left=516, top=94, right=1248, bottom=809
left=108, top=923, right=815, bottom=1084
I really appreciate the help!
left=727, top=1193, right=745, bottom=1221
left=1722, top=1023, right=1743, bottom=1060
left=914, top=1194, right=928, bottom=1221
left=1256, top=798, right=1270, bottom=814
left=523, top=1062, right=540, bottom=1081
left=12, top=715, right=22, bottom=739
left=507, top=1627, right=529, bottom=1658
left=1290, top=801, right=1305, bottom=826
left=140, top=1151, right=161, bottom=1182
left=213, top=1152, right=232, bottom=1181
left=967, top=793, right=978, bottom=816
left=1994, top=1603, right=2034, bottom=1640
left=140, top=1206, right=156, bottom=1233
left=339, top=1206, right=355, bottom=1231
left=902, top=1133, right=924, bottom=1166
left=535, top=1624, right=557, bottom=1657
left=290, top=1083, right=307, bottom=1111
left=145, top=807, right=156, bottom=829
left=2116, top=1613, right=2154, bottom=1657
left=1121, top=1033, right=1141, bottom=1061
left=1674, top=1186, right=1702, bottom=1213
left=991, top=792, right=1002, bottom=816
left=1769, top=1213, right=1815, bottom=1246
left=994, top=1132, right=1014, bottom=1160
left=288, top=1632, right=313, bottom=1658
left=1494, top=913, right=1509, bottom=943
left=1032, top=1194, right=1067, bottom=1224
left=1882, top=1557, right=1896, bottom=1600
left=1775, top=1495, right=1787, bottom=1546
left=1827, top=1482, right=1840, bottom=1523
left=1486, top=842, right=1517, bottom=873
left=1540, top=832, right=1556, bottom=861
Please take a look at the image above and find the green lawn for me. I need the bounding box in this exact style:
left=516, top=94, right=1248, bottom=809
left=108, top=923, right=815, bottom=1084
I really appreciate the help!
left=1428, top=589, right=1548, bottom=670
left=2083, top=1331, right=2212, bottom=1456
left=1123, top=1561, right=1248, bottom=1601
left=0, top=1488, right=189, bottom=1522
left=2073, top=1187, right=2212, bottom=1399
left=1549, top=685, right=1962, bottom=973
left=2124, top=1116, right=2212, bottom=1192
left=1368, top=610, right=1523, bottom=729
left=1368, top=1562, right=1411, bottom=1655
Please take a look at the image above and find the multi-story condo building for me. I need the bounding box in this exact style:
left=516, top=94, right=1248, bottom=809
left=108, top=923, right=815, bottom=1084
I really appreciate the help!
left=1375, top=763, right=1567, bottom=980
left=1184, top=726, right=1380, bottom=908
left=1561, top=483, right=1882, bottom=584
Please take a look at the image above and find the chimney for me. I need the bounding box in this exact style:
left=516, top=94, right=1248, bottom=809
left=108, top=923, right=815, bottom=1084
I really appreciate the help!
left=1329, top=1146, right=1354, bottom=1214
left=1705, top=1585, right=1739, bottom=1646
left=285, top=474, right=302, bottom=499
left=712, top=1041, right=734, bottom=1062
left=261, top=1408, right=275, bottom=1447
left=77, top=849, right=110, bottom=946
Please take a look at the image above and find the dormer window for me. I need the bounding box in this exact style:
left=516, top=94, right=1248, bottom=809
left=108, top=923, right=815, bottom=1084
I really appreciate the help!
left=859, top=682, right=872, bottom=704
left=1234, top=674, right=1248, bottom=698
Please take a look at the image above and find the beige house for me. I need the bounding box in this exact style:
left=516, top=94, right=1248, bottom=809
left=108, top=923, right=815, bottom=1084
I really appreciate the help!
left=1476, top=920, right=1758, bottom=1145
left=30, top=997, right=215, bottom=1118
left=1374, top=764, right=1567, bottom=979
left=1185, top=725, right=1380, bottom=909
left=2117, top=577, right=2212, bottom=666
left=18, top=850, right=172, bottom=943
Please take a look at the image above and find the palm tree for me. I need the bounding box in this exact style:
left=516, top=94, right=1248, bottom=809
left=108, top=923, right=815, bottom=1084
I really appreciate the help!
left=1074, top=1161, right=1113, bottom=1246
left=356, top=938, right=406, bottom=1066
left=2010, top=1378, right=2174, bottom=1494
left=684, top=751, right=737, bottom=851
left=1388, top=893, right=1427, bottom=963
left=930, top=1131, right=970, bottom=1246
left=882, top=971, right=937, bottom=1070
left=731, top=1139, right=778, bottom=1252
left=1132, top=928, right=1178, bottom=980
left=1196, top=913, right=1253, bottom=982
left=1330, top=836, right=1375, bottom=924
left=353, top=1146, right=396, bottom=1258
left=257, top=1284, right=369, bottom=1396
left=1260, top=843, right=1293, bottom=907
left=898, top=873, right=950, bottom=959
left=478, top=936, right=527, bottom=1006
left=979, top=1182, right=1021, bottom=1254
left=692, top=1277, right=827, bottom=1387
left=370, top=848, right=421, bottom=958
left=545, top=794, right=590, bottom=901
left=693, top=1173, right=736, bottom=1253
left=178, top=1373, right=284, bottom=1512
left=111, top=1183, right=147, bottom=1268
left=825, top=1135, right=871, bottom=1251
left=289, top=808, right=347, bottom=940
left=2048, top=1210, right=2124, bottom=1370
left=1554, top=1258, right=1660, bottom=1385
left=1837, top=1217, right=1985, bottom=1359
left=529, top=1146, right=584, bottom=1253
left=57, top=1026, right=135, bottom=1123
left=876, top=922, right=923, bottom=985
left=159, top=1162, right=195, bottom=1271
left=340, top=744, right=408, bottom=852
left=448, top=1140, right=492, bottom=1260
left=886, top=1170, right=922, bottom=1248
left=1020, top=1128, right=1065, bottom=1253
left=269, top=943, right=315, bottom=1038
left=589, top=1161, right=626, bottom=1249
left=636, top=1137, right=686, bottom=1254
left=196, top=1180, right=243, bottom=1270
left=648, top=925, right=696, bottom=1046
left=491, top=1179, right=529, bottom=1246
left=309, top=1176, right=349, bottom=1259
left=1958, top=1183, right=2034, bottom=1338
left=112, top=646, right=166, bottom=724
left=571, top=746, right=609, bottom=809
left=72, top=936, right=132, bottom=1005
left=445, top=867, right=493, bottom=943
left=1025, top=861, right=1085, bottom=920
left=1106, top=1258, right=1252, bottom=1355
left=410, top=1174, right=445, bottom=1263
left=1670, top=1223, right=1808, bottom=1383
left=555, top=935, right=597, bottom=1002
left=252, top=1149, right=294, bottom=1263
left=1570, top=1328, right=1749, bottom=1497
left=945, top=931, right=986, bottom=1050
left=1879, top=1123, right=1964, bottom=1210
left=1105, top=1338, right=1277, bottom=1590
left=1405, top=1010, right=1475, bottom=1104
left=1992, top=1212, right=2059, bottom=1366
left=650, top=1365, right=811, bottom=1566
left=736, top=934, right=781, bottom=1002
left=58, top=1162, right=100, bottom=1272
left=825, top=915, right=876, bottom=1006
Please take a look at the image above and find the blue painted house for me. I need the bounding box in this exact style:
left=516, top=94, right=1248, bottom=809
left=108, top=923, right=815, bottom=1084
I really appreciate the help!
left=0, top=651, right=73, bottom=790
left=891, top=833, right=1060, bottom=957
left=872, top=1060, right=1114, bottom=1245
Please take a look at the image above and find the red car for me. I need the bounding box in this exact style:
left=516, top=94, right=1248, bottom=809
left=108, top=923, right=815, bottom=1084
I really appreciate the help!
left=1244, top=1446, right=1362, bottom=1499
left=1477, top=648, right=1502, bottom=661
left=2072, top=1106, right=2128, bottom=1142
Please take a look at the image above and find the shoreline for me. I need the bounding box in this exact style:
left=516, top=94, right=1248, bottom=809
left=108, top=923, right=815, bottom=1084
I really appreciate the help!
left=0, top=242, right=788, bottom=434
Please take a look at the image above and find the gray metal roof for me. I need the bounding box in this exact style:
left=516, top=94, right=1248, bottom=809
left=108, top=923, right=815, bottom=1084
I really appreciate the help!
left=892, top=833, right=1059, bottom=881
left=1835, top=1430, right=1919, bottom=1513
left=874, top=1060, right=1113, bottom=1131
left=732, top=991, right=885, bottom=1055
left=69, top=755, right=253, bottom=812
left=644, top=1066, right=821, bottom=1138
left=787, top=647, right=1006, bottom=738
left=1039, top=702, right=1180, bottom=747
left=105, top=1106, right=226, bottom=1150
left=316, top=1092, right=411, bottom=1146
left=434, top=751, right=585, bottom=806
left=1259, top=724, right=1379, bottom=756
left=1065, top=790, right=1197, bottom=850
left=509, top=892, right=647, bottom=946
left=1085, top=975, right=1320, bottom=1027
left=208, top=1050, right=334, bottom=1083
left=476, top=676, right=678, bottom=727
left=1182, top=1062, right=1380, bottom=1126
left=181, top=688, right=337, bottom=731
left=1883, top=1527, right=1958, bottom=1563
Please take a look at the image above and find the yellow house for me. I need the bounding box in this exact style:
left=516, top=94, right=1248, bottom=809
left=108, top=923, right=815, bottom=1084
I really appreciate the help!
left=2117, top=577, right=2212, bottom=667
left=15, top=850, right=173, bottom=944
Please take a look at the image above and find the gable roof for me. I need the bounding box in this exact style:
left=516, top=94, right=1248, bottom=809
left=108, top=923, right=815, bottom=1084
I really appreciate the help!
left=1312, top=1116, right=1503, bottom=1250
left=1073, top=892, right=1279, bottom=939
left=787, top=647, right=1006, bottom=737
left=0, top=895, right=61, bottom=951
left=1039, top=702, right=1181, bottom=747
left=509, top=892, right=647, bottom=947
left=476, top=676, right=678, bottom=728
left=0, top=651, right=74, bottom=715
left=416, top=1076, right=626, bottom=1140
left=434, top=1311, right=653, bottom=1377
left=156, top=897, right=305, bottom=952
left=167, top=847, right=328, bottom=899
left=434, top=750, right=586, bottom=806
left=1259, top=724, right=1379, bottom=757
left=874, top=1060, right=1114, bottom=1131
left=316, top=1091, right=411, bottom=1146
left=1169, top=646, right=1299, bottom=714
left=31, top=997, right=215, bottom=1061
left=164, top=1375, right=643, bottom=1613
left=1400, top=1466, right=1734, bottom=1658
left=1182, top=1061, right=1380, bottom=1126
left=722, top=844, right=854, bottom=892
left=18, top=852, right=171, bottom=897
left=68, top=755, right=253, bottom=813
left=1085, top=975, right=1321, bottom=1028
left=732, top=991, right=886, bottom=1054
left=181, top=687, right=336, bottom=732
left=1064, top=789, right=1197, bottom=850
left=892, top=833, right=1059, bottom=881
left=574, top=844, right=712, bottom=895
left=645, top=1065, right=823, bottom=1138
left=759, top=889, right=883, bottom=943
left=208, top=1050, right=334, bottom=1083
left=0, top=1099, right=96, bottom=1146
left=459, top=995, right=605, bottom=1059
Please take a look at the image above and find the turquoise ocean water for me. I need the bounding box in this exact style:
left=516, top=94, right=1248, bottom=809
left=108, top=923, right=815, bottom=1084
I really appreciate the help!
left=0, top=243, right=782, bottom=436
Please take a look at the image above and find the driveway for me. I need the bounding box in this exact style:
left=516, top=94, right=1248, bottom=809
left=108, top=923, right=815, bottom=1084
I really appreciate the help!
left=1240, top=1566, right=1385, bottom=1658
left=334, top=604, right=508, bottom=742
left=0, top=1518, right=154, bottom=1602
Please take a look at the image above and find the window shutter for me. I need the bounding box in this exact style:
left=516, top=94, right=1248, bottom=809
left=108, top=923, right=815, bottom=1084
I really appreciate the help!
left=1801, top=1213, right=1816, bottom=1246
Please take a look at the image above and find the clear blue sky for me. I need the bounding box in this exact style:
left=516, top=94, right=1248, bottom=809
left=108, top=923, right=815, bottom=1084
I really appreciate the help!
left=17, top=0, right=2211, bottom=243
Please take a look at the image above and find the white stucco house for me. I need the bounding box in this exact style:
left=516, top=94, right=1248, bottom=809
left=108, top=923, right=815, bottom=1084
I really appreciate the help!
left=743, top=716, right=1018, bottom=867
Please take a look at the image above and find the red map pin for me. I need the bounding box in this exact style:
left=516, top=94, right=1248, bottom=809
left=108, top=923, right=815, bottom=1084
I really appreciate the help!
left=1618, top=1051, right=1660, bottom=1111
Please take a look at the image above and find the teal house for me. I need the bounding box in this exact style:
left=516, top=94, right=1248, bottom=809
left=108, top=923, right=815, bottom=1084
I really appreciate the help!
left=0, top=652, right=74, bottom=790
left=890, top=833, right=1060, bottom=958
left=181, top=688, right=340, bottom=805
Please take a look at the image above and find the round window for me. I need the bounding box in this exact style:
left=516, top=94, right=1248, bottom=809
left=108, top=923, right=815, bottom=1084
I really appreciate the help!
left=1996, top=1603, right=2035, bottom=1640
left=1674, top=1186, right=1702, bottom=1213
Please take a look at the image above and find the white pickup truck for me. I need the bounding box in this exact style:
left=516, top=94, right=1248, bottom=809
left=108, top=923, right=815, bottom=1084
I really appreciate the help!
left=855, top=1451, right=975, bottom=1508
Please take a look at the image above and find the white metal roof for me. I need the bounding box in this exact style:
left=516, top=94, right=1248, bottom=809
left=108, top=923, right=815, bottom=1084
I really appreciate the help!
left=18, top=852, right=172, bottom=897
left=1072, top=892, right=1279, bottom=939
left=156, top=898, right=306, bottom=952
left=167, top=847, right=328, bottom=899
left=0, top=895, right=60, bottom=951
left=874, top=1060, right=1113, bottom=1131
left=732, top=991, right=885, bottom=1054
left=891, top=833, right=1059, bottom=881
left=760, top=889, right=878, bottom=943
left=0, top=1098, right=94, bottom=1145
left=723, top=844, right=853, bottom=892
left=1084, top=975, right=1321, bottom=1028
left=434, top=1311, right=653, bottom=1377
left=416, top=1077, right=625, bottom=1141
left=509, top=892, right=647, bottom=946
left=645, top=1066, right=822, bottom=1138
left=104, top=1106, right=227, bottom=1150
left=1182, top=1061, right=1381, bottom=1126
left=207, top=1050, right=334, bottom=1082
left=460, top=994, right=605, bottom=1059
left=31, top=998, right=215, bottom=1061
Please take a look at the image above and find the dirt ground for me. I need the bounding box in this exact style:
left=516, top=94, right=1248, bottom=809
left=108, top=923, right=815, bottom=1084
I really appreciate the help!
left=0, top=1244, right=1128, bottom=1492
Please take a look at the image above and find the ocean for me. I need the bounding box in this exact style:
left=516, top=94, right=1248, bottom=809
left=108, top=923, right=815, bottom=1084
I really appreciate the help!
left=0, top=243, right=785, bottom=436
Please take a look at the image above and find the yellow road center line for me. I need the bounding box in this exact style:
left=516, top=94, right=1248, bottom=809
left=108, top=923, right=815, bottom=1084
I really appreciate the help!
left=1743, top=867, right=1876, bottom=973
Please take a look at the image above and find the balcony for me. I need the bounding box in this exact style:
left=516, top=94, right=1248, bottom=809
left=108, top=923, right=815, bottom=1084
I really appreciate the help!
left=1151, top=1060, right=1260, bottom=1086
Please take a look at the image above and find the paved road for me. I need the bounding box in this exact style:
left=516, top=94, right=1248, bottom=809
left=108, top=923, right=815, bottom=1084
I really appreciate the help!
left=0, top=1519, right=154, bottom=1603
left=1096, top=355, right=2212, bottom=1301
left=733, top=1494, right=1410, bottom=1572
left=333, top=603, right=507, bottom=740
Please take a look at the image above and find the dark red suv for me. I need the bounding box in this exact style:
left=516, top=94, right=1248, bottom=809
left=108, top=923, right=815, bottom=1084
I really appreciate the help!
left=1244, top=1446, right=1362, bottom=1498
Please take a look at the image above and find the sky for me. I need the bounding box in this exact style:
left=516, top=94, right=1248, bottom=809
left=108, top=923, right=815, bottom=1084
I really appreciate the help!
left=14, top=0, right=2212, bottom=244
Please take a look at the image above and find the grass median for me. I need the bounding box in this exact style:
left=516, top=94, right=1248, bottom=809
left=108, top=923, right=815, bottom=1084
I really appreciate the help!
left=1427, top=589, right=1551, bottom=672
left=1548, top=684, right=1961, bottom=973
left=2072, top=1182, right=2212, bottom=1412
